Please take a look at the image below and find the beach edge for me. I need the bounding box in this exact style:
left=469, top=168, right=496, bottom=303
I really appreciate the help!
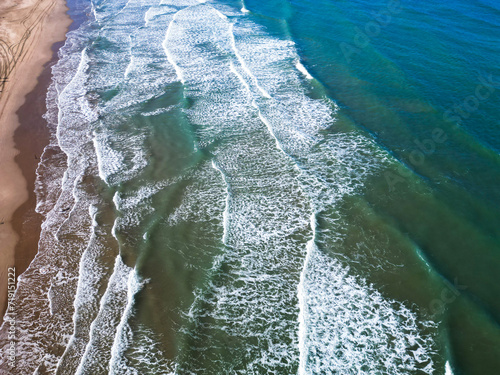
left=0, top=0, right=72, bottom=321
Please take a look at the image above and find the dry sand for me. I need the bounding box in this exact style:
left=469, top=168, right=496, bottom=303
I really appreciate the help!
left=0, top=0, right=71, bottom=318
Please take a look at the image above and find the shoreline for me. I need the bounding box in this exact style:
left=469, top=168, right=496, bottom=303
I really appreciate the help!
left=0, top=0, right=71, bottom=320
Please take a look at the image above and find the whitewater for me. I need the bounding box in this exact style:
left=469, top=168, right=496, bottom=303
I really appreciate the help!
left=0, top=0, right=443, bottom=373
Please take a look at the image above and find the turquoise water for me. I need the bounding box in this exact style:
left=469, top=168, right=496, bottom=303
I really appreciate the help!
left=1, top=0, right=499, bottom=373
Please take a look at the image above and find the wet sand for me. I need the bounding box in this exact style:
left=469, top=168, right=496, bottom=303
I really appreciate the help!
left=0, top=0, right=71, bottom=320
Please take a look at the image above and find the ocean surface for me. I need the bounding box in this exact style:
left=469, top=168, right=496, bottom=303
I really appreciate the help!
left=1, top=0, right=500, bottom=373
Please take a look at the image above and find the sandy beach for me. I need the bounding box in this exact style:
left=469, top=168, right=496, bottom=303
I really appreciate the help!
left=0, top=0, right=71, bottom=319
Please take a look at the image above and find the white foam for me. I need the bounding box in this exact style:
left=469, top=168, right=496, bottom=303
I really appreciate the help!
left=5, top=0, right=442, bottom=372
left=299, top=244, right=437, bottom=373
left=92, top=132, right=122, bottom=185
left=75, top=255, right=132, bottom=374
left=164, top=8, right=311, bottom=371
left=124, top=55, right=134, bottom=78
left=144, top=4, right=176, bottom=25
left=166, top=164, right=225, bottom=227
left=141, top=105, right=176, bottom=117
left=296, top=60, right=313, bottom=80
left=1, top=0, right=185, bottom=371
left=229, top=58, right=284, bottom=153
left=112, top=181, right=171, bottom=240
left=214, top=8, right=228, bottom=19
left=445, top=361, right=454, bottom=375
left=166, top=6, right=438, bottom=373
left=211, top=160, right=230, bottom=245
left=297, top=213, right=317, bottom=375
left=229, top=23, right=272, bottom=99
left=116, top=325, right=176, bottom=374
left=229, top=61, right=251, bottom=92
left=241, top=0, right=249, bottom=13
left=93, top=129, right=150, bottom=186
left=54, top=202, right=116, bottom=373
left=109, top=269, right=154, bottom=374
left=257, top=109, right=285, bottom=152
left=163, top=10, right=186, bottom=83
